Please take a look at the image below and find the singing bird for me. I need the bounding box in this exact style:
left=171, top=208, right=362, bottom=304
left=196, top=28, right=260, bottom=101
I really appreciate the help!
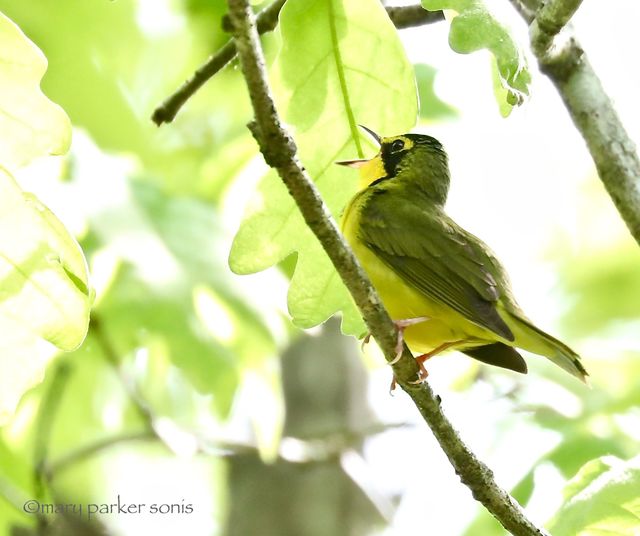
left=338, top=127, right=588, bottom=384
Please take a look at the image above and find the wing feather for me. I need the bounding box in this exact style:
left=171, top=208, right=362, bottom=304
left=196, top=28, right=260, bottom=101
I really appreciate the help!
left=359, top=196, right=514, bottom=341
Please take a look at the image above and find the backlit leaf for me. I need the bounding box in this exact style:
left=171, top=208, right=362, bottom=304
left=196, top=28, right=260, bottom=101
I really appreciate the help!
left=0, top=12, right=90, bottom=420
left=548, top=455, right=640, bottom=535
left=0, top=13, right=70, bottom=169
left=229, top=0, right=417, bottom=336
left=421, top=0, right=530, bottom=115
left=0, top=169, right=90, bottom=350
left=415, top=64, right=458, bottom=120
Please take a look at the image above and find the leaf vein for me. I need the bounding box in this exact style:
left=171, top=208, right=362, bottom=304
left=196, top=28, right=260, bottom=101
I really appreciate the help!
left=327, top=0, right=363, bottom=158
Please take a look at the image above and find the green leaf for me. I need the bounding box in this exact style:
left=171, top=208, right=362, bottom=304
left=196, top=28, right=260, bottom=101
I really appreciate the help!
left=83, top=173, right=279, bottom=416
left=421, top=0, right=530, bottom=115
left=462, top=506, right=505, bottom=536
left=548, top=455, right=640, bottom=536
left=0, top=169, right=91, bottom=350
left=546, top=434, right=629, bottom=478
left=229, top=0, right=417, bottom=336
left=511, top=469, right=536, bottom=506
left=415, top=64, right=458, bottom=120
left=0, top=0, right=254, bottom=199
left=491, top=56, right=514, bottom=118
left=558, top=244, right=640, bottom=338
left=0, top=13, right=91, bottom=420
left=0, top=435, right=32, bottom=534
left=0, top=12, right=71, bottom=169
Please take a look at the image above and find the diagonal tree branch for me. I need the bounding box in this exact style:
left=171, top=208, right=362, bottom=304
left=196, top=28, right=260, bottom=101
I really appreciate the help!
left=225, top=0, right=547, bottom=534
left=510, top=0, right=640, bottom=246
left=152, top=1, right=443, bottom=125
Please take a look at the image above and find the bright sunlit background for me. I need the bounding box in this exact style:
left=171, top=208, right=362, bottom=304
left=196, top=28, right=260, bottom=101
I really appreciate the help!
left=1, top=0, right=639, bottom=535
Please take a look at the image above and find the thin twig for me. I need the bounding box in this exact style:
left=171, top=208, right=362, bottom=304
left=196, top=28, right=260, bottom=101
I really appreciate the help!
left=0, top=475, right=29, bottom=516
left=386, top=4, right=444, bottom=29
left=44, top=431, right=156, bottom=480
left=510, top=0, right=640, bottom=246
left=152, top=0, right=285, bottom=126
left=35, top=320, right=177, bottom=483
left=152, top=2, right=443, bottom=125
left=32, top=360, right=72, bottom=531
left=91, top=316, right=156, bottom=428
left=225, top=1, right=548, bottom=534
left=32, top=362, right=71, bottom=492
left=220, top=2, right=443, bottom=32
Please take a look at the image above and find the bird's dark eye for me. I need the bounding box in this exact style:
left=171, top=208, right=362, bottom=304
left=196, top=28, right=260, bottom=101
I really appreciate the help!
left=390, top=139, right=405, bottom=153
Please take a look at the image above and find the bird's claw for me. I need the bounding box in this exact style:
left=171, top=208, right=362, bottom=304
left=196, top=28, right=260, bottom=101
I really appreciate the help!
left=390, top=333, right=404, bottom=365
left=360, top=333, right=372, bottom=352
left=389, top=316, right=430, bottom=366
left=387, top=316, right=431, bottom=392
left=390, top=338, right=462, bottom=391
left=409, top=361, right=430, bottom=384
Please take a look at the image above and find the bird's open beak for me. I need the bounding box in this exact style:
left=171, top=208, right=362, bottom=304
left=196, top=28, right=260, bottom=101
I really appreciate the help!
left=336, top=125, right=380, bottom=167
left=358, top=124, right=381, bottom=144
left=336, top=158, right=369, bottom=168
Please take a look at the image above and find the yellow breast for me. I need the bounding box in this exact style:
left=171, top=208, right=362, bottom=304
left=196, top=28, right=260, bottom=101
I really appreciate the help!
left=341, top=192, right=491, bottom=355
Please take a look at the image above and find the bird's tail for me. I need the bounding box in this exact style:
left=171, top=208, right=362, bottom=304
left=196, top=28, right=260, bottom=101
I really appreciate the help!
left=506, top=313, right=589, bottom=383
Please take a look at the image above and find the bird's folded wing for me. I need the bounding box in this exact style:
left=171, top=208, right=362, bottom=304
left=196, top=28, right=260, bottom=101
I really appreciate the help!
left=359, top=202, right=514, bottom=341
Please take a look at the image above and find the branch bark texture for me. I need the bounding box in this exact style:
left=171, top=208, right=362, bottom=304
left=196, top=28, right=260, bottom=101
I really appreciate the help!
left=226, top=0, right=548, bottom=534
left=513, top=0, right=640, bottom=246
left=152, top=1, right=443, bottom=125
left=529, top=0, right=582, bottom=56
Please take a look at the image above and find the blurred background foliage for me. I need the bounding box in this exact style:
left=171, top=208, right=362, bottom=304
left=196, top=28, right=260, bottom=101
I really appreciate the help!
left=0, top=0, right=639, bottom=535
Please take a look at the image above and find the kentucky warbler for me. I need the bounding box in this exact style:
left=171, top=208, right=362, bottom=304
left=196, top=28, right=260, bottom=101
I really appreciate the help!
left=338, top=127, right=588, bottom=383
